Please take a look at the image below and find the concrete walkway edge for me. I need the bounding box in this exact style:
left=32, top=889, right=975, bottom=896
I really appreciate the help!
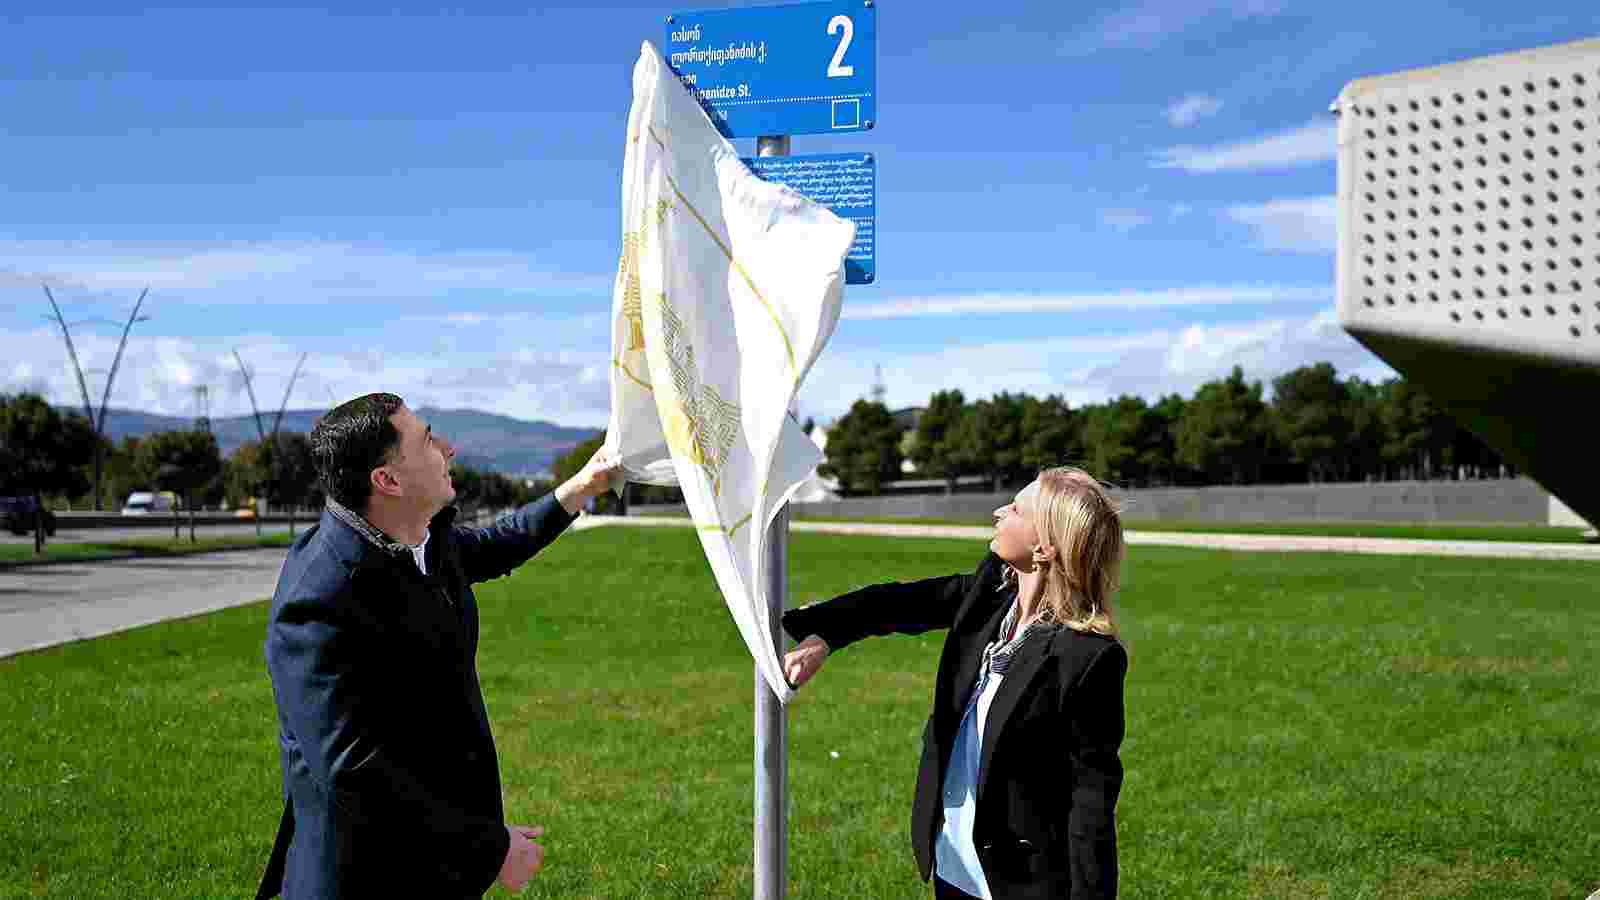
left=582, top=515, right=1600, bottom=562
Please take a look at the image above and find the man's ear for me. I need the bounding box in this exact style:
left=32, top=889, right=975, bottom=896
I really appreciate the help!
left=370, top=466, right=401, bottom=499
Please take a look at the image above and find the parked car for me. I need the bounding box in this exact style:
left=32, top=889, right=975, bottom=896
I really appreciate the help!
left=1, top=496, right=57, bottom=536
left=121, top=491, right=178, bottom=515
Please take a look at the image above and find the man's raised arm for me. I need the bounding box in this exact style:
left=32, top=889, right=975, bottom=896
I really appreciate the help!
left=453, top=447, right=619, bottom=583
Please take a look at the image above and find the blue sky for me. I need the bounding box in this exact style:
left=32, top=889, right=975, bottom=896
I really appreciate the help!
left=4, top=1, right=1597, bottom=429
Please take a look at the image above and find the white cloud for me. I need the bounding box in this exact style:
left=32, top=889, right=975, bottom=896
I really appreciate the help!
left=0, top=240, right=612, bottom=306
left=803, top=306, right=1392, bottom=422
left=1063, top=0, right=1284, bottom=55
left=1169, top=203, right=1195, bottom=222
left=6, top=327, right=307, bottom=424
left=0, top=312, right=616, bottom=428
left=1225, top=195, right=1337, bottom=253
left=841, top=285, right=1330, bottom=321
left=1165, top=93, right=1224, bottom=127
left=4, top=297, right=1391, bottom=433
left=1075, top=308, right=1392, bottom=403
left=1153, top=119, right=1337, bottom=173
left=1100, top=208, right=1154, bottom=233
left=397, top=310, right=610, bottom=331
left=799, top=332, right=1173, bottom=418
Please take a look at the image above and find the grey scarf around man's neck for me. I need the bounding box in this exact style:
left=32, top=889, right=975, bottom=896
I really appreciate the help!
left=325, top=498, right=412, bottom=556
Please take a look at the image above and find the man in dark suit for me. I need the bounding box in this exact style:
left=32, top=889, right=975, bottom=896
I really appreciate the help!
left=257, top=392, right=617, bottom=899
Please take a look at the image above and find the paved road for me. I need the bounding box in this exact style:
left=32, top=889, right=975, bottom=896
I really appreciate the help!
left=0, top=522, right=298, bottom=545
left=5, top=514, right=1596, bottom=660
left=0, top=516, right=611, bottom=659
left=0, top=548, right=290, bottom=658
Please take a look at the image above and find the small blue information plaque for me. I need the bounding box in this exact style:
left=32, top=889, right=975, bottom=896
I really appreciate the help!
left=744, top=152, right=875, bottom=285
left=665, top=0, right=877, bottom=138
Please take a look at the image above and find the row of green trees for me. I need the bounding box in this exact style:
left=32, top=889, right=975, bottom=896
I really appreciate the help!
left=819, top=364, right=1515, bottom=495
left=2, top=393, right=226, bottom=512
left=5, top=357, right=1520, bottom=520
left=0, top=392, right=540, bottom=518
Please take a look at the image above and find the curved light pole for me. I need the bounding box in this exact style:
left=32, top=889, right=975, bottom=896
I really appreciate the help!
left=271, top=353, right=308, bottom=535
left=42, top=284, right=151, bottom=510
left=233, top=349, right=310, bottom=534
left=233, top=349, right=268, bottom=446
left=270, top=353, right=308, bottom=438
left=233, top=350, right=268, bottom=535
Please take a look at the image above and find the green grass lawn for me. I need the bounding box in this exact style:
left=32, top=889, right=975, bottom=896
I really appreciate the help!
left=0, top=532, right=296, bottom=567
left=2, top=527, right=1595, bottom=898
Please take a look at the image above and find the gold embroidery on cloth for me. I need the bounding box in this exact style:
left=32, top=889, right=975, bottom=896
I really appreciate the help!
left=658, top=293, right=741, bottom=496
left=644, top=125, right=798, bottom=379
left=615, top=190, right=676, bottom=388
left=621, top=233, right=646, bottom=351
left=696, top=509, right=754, bottom=536
left=613, top=230, right=652, bottom=390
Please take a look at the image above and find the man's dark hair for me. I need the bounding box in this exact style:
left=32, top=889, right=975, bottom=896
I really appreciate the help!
left=310, top=393, right=406, bottom=511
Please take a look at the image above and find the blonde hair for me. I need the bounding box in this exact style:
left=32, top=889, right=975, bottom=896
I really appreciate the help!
left=1006, top=466, right=1124, bottom=638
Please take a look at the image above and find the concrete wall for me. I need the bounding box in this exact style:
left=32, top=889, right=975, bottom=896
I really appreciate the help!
left=631, top=478, right=1555, bottom=525
left=1108, top=479, right=1549, bottom=524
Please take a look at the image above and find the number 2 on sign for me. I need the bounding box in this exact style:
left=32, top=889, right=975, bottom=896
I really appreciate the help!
left=827, top=15, right=854, bottom=78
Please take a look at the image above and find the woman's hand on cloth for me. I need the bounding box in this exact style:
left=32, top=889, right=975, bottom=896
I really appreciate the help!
left=783, top=635, right=830, bottom=689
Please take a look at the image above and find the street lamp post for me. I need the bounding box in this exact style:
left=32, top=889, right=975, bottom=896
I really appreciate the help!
left=41, top=284, right=151, bottom=511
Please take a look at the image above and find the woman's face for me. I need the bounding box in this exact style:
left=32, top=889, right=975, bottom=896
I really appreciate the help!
left=989, top=479, right=1042, bottom=569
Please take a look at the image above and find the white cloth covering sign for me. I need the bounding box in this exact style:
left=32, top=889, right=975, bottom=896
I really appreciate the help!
left=603, top=42, right=854, bottom=704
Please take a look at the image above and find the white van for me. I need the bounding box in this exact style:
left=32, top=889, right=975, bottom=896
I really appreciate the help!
left=121, top=491, right=177, bottom=515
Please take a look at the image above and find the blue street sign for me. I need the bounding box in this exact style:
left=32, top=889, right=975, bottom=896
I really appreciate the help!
left=744, top=152, right=875, bottom=284
left=665, top=0, right=877, bottom=138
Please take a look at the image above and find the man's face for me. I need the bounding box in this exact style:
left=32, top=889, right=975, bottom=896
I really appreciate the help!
left=382, top=406, right=456, bottom=514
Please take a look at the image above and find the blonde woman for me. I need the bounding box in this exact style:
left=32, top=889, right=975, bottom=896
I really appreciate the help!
left=782, top=467, right=1128, bottom=900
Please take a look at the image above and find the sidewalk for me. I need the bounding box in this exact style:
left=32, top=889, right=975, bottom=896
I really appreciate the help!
left=0, top=548, right=290, bottom=659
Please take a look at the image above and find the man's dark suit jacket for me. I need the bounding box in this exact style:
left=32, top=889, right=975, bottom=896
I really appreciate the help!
left=781, top=552, right=1127, bottom=900
left=259, top=495, right=575, bottom=900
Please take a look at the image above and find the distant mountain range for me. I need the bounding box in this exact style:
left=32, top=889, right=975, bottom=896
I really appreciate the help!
left=83, top=406, right=600, bottom=479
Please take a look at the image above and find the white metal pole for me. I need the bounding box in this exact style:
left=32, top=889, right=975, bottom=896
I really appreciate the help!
left=754, top=131, right=791, bottom=900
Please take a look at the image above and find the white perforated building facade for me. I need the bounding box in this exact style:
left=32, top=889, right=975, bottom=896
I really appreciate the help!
left=1336, top=37, right=1600, bottom=526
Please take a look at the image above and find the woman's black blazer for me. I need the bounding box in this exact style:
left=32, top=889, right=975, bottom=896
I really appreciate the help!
left=781, top=552, right=1127, bottom=900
